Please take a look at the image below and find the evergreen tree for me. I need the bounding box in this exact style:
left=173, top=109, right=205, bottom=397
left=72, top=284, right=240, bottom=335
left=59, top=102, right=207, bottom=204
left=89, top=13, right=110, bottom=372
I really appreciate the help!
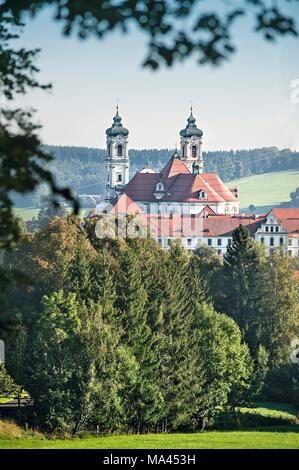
left=67, top=236, right=93, bottom=302
left=221, top=225, right=264, bottom=353
left=0, top=363, right=17, bottom=398
left=158, top=242, right=199, bottom=430
left=91, top=251, right=117, bottom=322
left=115, top=247, right=163, bottom=432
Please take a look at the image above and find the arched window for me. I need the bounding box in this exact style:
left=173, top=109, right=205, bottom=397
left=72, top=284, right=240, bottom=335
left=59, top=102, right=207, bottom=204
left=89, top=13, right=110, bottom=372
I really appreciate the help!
left=192, top=145, right=197, bottom=157
left=117, top=144, right=123, bottom=156
left=198, top=189, right=206, bottom=200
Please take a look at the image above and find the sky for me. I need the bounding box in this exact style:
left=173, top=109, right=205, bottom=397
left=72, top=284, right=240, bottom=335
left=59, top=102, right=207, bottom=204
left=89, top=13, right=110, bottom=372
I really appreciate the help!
left=14, top=2, right=299, bottom=151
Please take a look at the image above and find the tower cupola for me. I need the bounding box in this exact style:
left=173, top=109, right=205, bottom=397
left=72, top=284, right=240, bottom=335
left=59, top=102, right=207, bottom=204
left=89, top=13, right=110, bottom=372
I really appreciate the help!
left=105, top=106, right=130, bottom=201
left=180, top=108, right=204, bottom=173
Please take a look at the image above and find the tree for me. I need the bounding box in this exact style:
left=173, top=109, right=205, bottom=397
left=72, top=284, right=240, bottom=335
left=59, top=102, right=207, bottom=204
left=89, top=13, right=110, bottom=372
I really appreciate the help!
left=220, top=225, right=264, bottom=353
left=24, top=290, right=136, bottom=434
left=115, top=247, right=164, bottom=432
left=91, top=251, right=117, bottom=322
left=0, top=363, right=17, bottom=398
left=4, top=314, right=28, bottom=422
left=260, top=250, right=299, bottom=367
left=157, top=243, right=200, bottom=430
left=3, top=216, right=96, bottom=320
left=194, top=303, right=253, bottom=421
left=194, top=243, right=222, bottom=304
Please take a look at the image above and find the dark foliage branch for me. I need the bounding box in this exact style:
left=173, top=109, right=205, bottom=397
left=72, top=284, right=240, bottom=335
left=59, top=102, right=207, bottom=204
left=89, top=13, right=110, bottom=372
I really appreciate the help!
left=1, top=1, right=298, bottom=68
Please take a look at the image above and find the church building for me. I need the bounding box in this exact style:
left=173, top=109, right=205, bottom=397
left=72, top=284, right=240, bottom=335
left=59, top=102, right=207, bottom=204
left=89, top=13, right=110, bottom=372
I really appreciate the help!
left=104, top=107, right=240, bottom=216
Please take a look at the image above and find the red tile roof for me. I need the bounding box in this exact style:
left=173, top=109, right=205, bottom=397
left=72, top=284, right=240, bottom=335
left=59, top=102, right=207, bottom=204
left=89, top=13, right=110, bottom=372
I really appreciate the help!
left=269, top=208, right=299, bottom=235
left=270, top=208, right=299, bottom=219
left=161, top=156, right=190, bottom=179
left=125, top=172, right=160, bottom=201
left=201, top=206, right=217, bottom=215
left=124, top=156, right=238, bottom=204
left=145, top=214, right=265, bottom=238
left=110, top=193, right=144, bottom=214
left=203, top=173, right=239, bottom=202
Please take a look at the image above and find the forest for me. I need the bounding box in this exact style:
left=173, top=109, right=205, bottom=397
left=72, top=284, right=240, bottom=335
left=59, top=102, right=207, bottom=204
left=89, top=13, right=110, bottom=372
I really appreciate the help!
left=0, top=216, right=298, bottom=435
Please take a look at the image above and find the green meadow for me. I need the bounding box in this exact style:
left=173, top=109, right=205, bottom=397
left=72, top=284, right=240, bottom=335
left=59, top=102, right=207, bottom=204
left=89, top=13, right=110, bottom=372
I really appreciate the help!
left=230, top=170, right=299, bottom=212
left=1, top=402, right=298, bottom=449
left=0, top=428, right=299, bottom=449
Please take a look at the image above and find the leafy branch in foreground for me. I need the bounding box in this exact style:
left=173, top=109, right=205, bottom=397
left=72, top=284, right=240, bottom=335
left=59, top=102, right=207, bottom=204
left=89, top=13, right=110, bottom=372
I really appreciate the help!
left=1, top=0, right=298, bottom=69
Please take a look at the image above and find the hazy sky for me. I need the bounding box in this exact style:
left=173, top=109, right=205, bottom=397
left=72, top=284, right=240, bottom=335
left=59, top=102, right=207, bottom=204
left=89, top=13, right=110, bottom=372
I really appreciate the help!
left=15, top=3, right=299, bottom=150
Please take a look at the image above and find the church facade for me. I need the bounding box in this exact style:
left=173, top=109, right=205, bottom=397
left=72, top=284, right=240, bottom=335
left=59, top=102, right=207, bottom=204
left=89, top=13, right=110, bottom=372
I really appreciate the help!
left=104, top=108, right=240, bottom=216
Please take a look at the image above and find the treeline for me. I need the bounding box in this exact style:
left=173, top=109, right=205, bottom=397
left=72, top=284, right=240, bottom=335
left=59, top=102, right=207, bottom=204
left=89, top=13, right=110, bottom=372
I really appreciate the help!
left=13, top=145, right=299, bottom=207
left=1, top=217, right=298, bottom=435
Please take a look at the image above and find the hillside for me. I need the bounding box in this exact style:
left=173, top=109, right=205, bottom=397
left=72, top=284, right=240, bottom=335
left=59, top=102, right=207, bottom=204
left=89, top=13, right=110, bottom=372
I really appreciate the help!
left=230, top=170, right=299, bottom=212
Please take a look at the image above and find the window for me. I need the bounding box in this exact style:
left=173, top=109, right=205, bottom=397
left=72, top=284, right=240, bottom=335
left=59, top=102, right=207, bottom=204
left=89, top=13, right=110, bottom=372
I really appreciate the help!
left=117, top=174, right=122, bottom=182
left=280, top=237, right=284, bottom=245
left=117, top=144, right=123, bottom=156
left=261, top=237, right=264, bottom=244
left=217, top=239, right=222, bottom=246
left=270, top=237, right=274, bottom=246
left=227, top=239, right=232, bottom=247
left=218, top=249, right=222, bottom=255
left=265, top=226, right=269, bottom=232
left=270, top=226, right=274, bottom=232
left=192, top=145, right=197, bottom=157
left=288, top=250, right=292, bottom=256
left=187, top=238, right=192, bottom=246
left=208, top=239, right=212, bottom=246
left=276, top=226, right=279, bottom=232
left=198, top=189, right=206, bottom=200
left=288, top=239, right=293, bottom=246
left=158, top=238, right=162, bottom=245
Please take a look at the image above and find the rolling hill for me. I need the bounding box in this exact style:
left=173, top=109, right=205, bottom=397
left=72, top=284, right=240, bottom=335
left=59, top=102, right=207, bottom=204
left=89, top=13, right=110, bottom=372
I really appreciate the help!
left=230, top=170, right=299, bottom=212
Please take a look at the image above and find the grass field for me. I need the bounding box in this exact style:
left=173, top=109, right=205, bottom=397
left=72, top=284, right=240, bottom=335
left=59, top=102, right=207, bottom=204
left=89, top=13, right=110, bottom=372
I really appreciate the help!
left=0, top=427, right=299, bottom=449
left=0, top=402, right=298, bottom=449
left=230, top=170, right=299, bottom=212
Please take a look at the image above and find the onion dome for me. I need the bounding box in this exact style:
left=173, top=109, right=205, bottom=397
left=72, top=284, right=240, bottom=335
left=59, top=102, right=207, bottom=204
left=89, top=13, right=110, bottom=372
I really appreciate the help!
left=180, top=108, right=203, bottom=138
left=106, top=106, right=129, bottom=137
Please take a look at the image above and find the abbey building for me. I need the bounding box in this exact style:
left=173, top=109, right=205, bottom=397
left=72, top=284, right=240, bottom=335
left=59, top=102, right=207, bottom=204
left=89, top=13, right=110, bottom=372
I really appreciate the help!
left=89, top=108, right=299, bottom=257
